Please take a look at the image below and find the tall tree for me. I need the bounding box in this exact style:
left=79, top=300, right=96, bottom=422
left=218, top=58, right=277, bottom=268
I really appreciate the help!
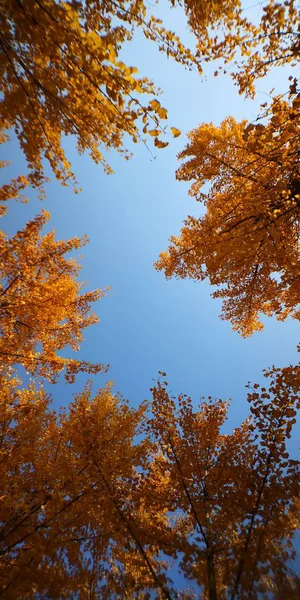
left=0, top=373, right=175, bottom=599
left=0, top=371, right=61, bottom=599
left=142, top=365, right=300, bottom=599
left=156, top=90, right=300, bottom=335
left=0, top=210, right=107, bottom=382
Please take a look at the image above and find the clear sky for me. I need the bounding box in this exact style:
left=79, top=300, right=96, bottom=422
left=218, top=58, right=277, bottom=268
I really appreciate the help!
left=1, top=0, right=299, bottom=454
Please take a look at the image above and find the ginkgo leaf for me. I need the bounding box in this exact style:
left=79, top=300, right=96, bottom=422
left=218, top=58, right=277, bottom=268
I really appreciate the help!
left=149, top=99, right=162, bottom=111
left=149, top=129, right=161, bottom=137
left=154, top=137, right=169, bottom=148
left=149, top=99, right=168, bottom=119
left=171, top=127, right=181, bottom=138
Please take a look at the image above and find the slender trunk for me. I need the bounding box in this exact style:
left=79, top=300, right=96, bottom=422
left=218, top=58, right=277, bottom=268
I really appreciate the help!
left=206, top=545, right=218, bottom=600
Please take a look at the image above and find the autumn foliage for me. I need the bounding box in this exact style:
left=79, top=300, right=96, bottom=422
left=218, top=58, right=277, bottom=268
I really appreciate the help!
left=155, top=1, right=300, bottom=336
left=0, top=132, right=29, bottom=217
left=0, top=0, right=299, bottom=598
left=177, top=0, right=300, bottom=96
left=0, top=0, right=192, bottom=187
left=144, top=366, right=300, bottom=599
left=1, top=367, right=299, bottom=598
left=0, top=211, right=107, bottom=382
left=156, top=91, right=300, bottom=335
left=0, top=374, right=153, bottom=599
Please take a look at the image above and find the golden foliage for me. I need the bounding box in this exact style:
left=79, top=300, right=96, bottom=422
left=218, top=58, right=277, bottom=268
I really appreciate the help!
left=143, top=365, right=300, bottom=599
left=0, top=373, right=174, bottom=599
left=0, top=0, right=195, bottom=188
left=0, top=132, right=30, bottom=216
left=156, top=90, right=300, bottom=335
left=174, top=0, right=300, bottom=97
left=0, top=211, right=107, bottom=382
left=0, top=2, right=299, bottom=598
left=1, top=365, right=298, bottom=598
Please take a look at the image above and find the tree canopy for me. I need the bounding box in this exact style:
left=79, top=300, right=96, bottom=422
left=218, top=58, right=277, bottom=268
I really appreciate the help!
left=1, top=367, right=299, bottom=598
left=0, top=0, right=196, bottom=188
left=0, top=210, right=107, bottom=382
left=176, top=0, right=300, bottom=96
left=0, top=0, right=299, bottom=597
left=156, top=90, right=300, bottom=335
left=143, top=366, right=300, bottom=599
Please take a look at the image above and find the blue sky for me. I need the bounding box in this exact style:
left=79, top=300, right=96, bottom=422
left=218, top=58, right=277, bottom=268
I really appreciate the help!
left=1, top=0, right=299, bottom=453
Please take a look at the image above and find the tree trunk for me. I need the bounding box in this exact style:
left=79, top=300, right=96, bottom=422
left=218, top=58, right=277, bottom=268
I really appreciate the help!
left=206, top=546, right=218, bottom=600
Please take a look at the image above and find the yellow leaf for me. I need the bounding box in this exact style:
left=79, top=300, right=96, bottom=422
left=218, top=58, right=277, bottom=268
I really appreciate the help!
left=149, top=129, right=161, bottom=137
left=171, top=127, right=181, bottom=138
left=148, top=99, right=168, bottom=119
left=149, top=99, right=161, bottom=111
left=154, top=137, right=169, bottom=149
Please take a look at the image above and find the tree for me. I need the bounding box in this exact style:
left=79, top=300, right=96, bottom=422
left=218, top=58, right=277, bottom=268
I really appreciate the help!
left=59, top=383, right=176, bottom=600
left=142, top=365, right=300, bottom=599
left=0, top=0, right=196, bottom=189
left=0, top=210, right=107, bottom=382
left=0, top=373, right=176, bottom=600
left=1, top=365, right=299, bottom=598
left=174, top=0, right=300, bottom=97
left=156, top=90, right=300, bottom=336
left=0, top=371, right=61, bottom=599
